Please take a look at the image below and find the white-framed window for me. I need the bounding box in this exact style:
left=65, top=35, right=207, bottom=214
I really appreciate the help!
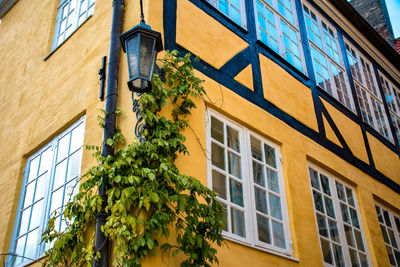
left=206, top=0, right=247, bottom=28
left=52, top=0, right=96, bottom=50
left=206, top=110, right=292, bottom=255
left=375, top=203, right=400, bottom=266
left=379, top=73, right=400, bottom=143
left=345, top=42, right=393, bottom=141
left=8, top=116, right=85, bottom=267
left=302, top=3, right=354, bottom=111
left=254, top=0, right=307, bottom=73
left=308, top=164, right=371, bottom=267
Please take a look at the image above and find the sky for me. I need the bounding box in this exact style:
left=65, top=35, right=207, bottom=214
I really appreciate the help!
left=387, top=0, right=400, bottom=38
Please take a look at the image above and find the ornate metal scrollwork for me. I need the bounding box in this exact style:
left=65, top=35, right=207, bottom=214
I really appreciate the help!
left=132, top=92, right=146, bottom=143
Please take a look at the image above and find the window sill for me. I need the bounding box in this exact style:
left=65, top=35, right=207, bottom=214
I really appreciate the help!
left=223, top=235, right=299, bottom=263
left=43, top=14, right=93, bottom=61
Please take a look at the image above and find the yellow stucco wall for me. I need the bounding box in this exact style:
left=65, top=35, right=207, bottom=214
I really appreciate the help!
left=0, top=0, right=399, bottom=266
left=259, top=54, right=319, bottom=132
left=176, top=0, right=249, bottom=69
left=367, top=133, right=400, bottom=184
left=321, top=99, right=369, bottom=163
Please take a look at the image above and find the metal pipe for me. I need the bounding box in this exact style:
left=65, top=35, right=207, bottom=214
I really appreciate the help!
left=94, top=0, right=124, bottom=266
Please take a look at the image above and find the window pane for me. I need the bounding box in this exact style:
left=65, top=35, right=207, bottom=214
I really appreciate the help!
left=23, top=182, right=35, bottom=208
left=53, top=160, right=67, bottom=190
left=321, top=238, right=333, bottom=264
left=30, top=200, right=44, bottom=230
left=350, top=208, right=360, bottom=228
left=309, top=168, right=320, bottom=190
left=228, top=151, right=241, bottom=178
left=212, top=170, right=226, bottom=200
left=267, top=169, right=279, bottom=194
left=354, top=229, right=365, bottom=252
left=328, top=219, right=340, bottom=242
left=14, top=237, right=25, bottom=265
left=269, top=193, right=282, bottom=220
left=19, top=208, right=31, bottom=236
left=313, top=191, right=325, bottom=213
left=332, top=244, right=345, bottom=267
left=67, top=149, right=82, bottom=181
left=28, top=156, right=39, bottom=182
left=211, top=143, right=225, bottom=170
left=257, top=215, right=271, bottom=243
left=51, top=187, right=64, bottom=215
left=231, top=208, right=245, bottom=237
left=316, top=214, right=328, bottom=237
left=35, top=172, right=49, bottom=202
left=227, top=126, right=240, bottom=152
left=264, top=144, right=276, bottom=168
left=25, top=228, right=39, bottom=259
left=255, top=187, right=267, bottom=214
left=345, top=225, right=355, bottom=247
left=70, top=123, right=84, bottom=152
left=346, top=187, right=355, bottom=207
left=39, top=148, right=53, bottom=175
left=320, top=174, right=331, bottom=195
left=57, top=133, right=70, bottom=162
left=229, top=179, right=244, bottom=207
left=325, top=197, right=335, bottom=219
left=340, top=203, right=350, bottom=224
left=253, top=161, right=265, bottom=187
left=251, top=136, right=262, bottom=160
left=272, top=220, right=286, bottom=248
left=349, top=248, right=360, bottom=267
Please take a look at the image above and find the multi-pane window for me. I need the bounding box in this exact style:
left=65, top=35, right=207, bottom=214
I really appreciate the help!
left=255, top=0, right=306, bottom=72
left=207, top=111, right=291, bottom=254
left=379, top=73, right=400, bottom=143
left=345, top=42, right=392, bottom=141
left=302, top=4, right=354, bottom=111
left=206, top=0, right=246, bottom=27
left=8, top=117, right=85, bottom=266
left=375, top=204, right=400, bottom=266
left=52, top=0, right=96, bottom=50
left=308, top=165, right=370, bottom=267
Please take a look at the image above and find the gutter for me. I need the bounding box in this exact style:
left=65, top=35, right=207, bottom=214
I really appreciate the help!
left=94, top=0, right=124, bottom=266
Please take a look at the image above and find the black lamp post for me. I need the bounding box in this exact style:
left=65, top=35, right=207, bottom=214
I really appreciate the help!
left=120, top=23, right=163, bottom=93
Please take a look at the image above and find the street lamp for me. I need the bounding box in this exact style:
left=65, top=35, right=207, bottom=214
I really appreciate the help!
left=120, top=23, right=163, bottom=94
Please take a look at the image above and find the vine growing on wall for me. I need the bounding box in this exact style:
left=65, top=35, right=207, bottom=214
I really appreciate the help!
left=41, top=50, right=225, bottom=267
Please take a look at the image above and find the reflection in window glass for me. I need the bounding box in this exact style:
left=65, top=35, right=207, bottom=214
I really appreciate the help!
left=309, top=166, right=370, bottom=266
left=208, top=112, right=290, bottom=254
left=9, top=116, right=85, bottom=266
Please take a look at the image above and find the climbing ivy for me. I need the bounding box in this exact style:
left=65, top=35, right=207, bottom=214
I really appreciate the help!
left=41, top=51, right=225, bottom=267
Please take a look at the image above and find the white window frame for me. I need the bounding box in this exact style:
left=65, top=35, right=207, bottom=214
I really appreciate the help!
left=206, top=109, right=292, bottom=256
left=302, top=2, right=355, bottom=112
left=308, top=163, right=371, bottom=267
left=7, top=116, right=85, bottom=267
left=206, top=0, right=247, bottom=28
left=379, top=72, right=400, bottom=143
left=52, top=0, right=96, bottom=50
left=375, top=203, right=400, bottom=266
left=254, top=0, right=307, bottom=73
left=344, top=41, right=393, bottom=142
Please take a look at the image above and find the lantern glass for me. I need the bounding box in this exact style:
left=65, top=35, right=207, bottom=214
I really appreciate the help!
left=126, top=35, right=139, bottom=80
left=139, top=35, right=155, bottom=77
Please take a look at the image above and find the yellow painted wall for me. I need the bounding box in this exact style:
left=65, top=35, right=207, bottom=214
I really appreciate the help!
left=0, top=0, right=399, bottom=266
left=321, top=99, right=369, bottom=163
left=259, top=54, right=319, bottom=132
left=367, top=133, right=400, bottom=184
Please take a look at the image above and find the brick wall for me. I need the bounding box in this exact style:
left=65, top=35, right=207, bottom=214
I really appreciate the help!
left=349, top=0, right=394, bottom=43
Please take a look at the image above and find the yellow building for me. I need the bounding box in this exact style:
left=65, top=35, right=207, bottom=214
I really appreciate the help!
left=0, top=0, right=400, bottom=266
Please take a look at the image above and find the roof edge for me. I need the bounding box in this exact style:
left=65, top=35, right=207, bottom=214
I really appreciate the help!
left=328, top=0, right=400, bottom=71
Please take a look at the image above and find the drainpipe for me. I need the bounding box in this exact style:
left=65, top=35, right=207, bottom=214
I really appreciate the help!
left=94, top=0, right=124, bottom=266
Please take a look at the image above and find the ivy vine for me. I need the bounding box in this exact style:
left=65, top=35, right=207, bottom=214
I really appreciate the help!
left=41, top=51, right=225, bottom=266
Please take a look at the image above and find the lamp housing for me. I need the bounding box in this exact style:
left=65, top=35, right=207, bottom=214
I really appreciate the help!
left=120, top=23, right=163, bottom=93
